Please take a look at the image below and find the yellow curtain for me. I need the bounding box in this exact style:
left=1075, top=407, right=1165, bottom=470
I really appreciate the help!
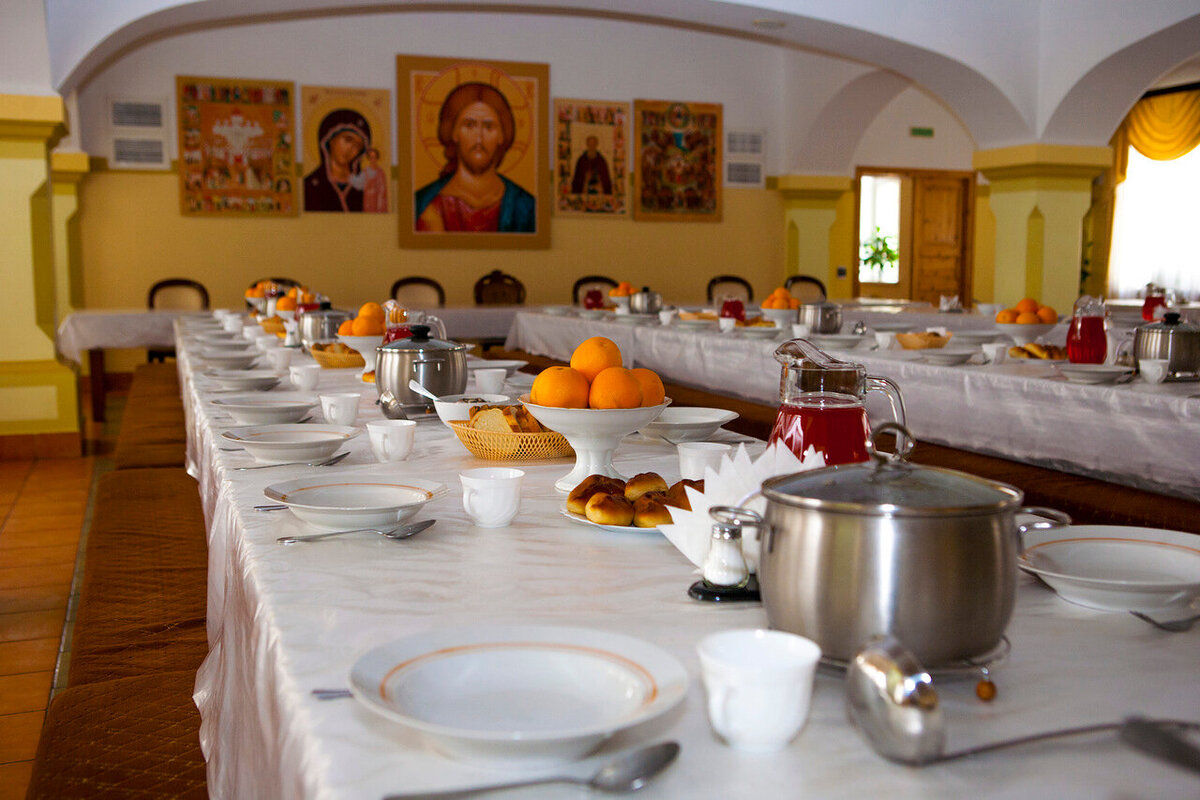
left=1112, top=88, right=1200, bottom=182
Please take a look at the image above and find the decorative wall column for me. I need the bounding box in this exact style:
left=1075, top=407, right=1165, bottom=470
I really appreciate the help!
left=0, top=93, right=79, bottom=457
left=773, top=175, right=854, bottom=299
left=51, top=151, right=90, bottom=319
left=973, top=144, right=1110, bottom=312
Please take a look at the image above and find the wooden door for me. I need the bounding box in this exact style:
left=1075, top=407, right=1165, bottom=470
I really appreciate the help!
left=911, top=174, right=973, bottom=306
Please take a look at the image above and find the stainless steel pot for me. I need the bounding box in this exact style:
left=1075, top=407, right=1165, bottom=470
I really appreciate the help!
left=1133, top=312, right=1200, bottom=378
left=298, top=309, right=352, bottom=351
left=374, top=324, right=467, bottom=418
left=796, top=301, right=842, bottom=334
left=629, top=287, right=663, bottom=315
left=753, top=423, right=1068, bottom=664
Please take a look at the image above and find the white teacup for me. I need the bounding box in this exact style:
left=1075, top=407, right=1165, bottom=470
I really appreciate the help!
left=266, top=348, right=293, bottom=371
left=474, top=368, right=507, bottom=395
left=874, top=331, right=897, bottom=351
left=241, top=325, right=261, bottom=341
left=658, top=309, right=677, bottom=326
left=255, top=335, right=280, bottom=351
left=290, top=364, right=320, bottom=392
left=320, top=393, right=360, bottom=426
left=678, top=442, right=732, bottom=480
left=222, top=316, right=243, bottom=333
left=791, top=322, right=812, bottom=339
left=460, top=467, right=524, bottom=528
left=697, top=629, right=822, bottom=753
left=718, top=317, right=737, bottom=334
left=981, top=342, right=1008, bottom=365
left=366, top=419, right=416, bottom=462
left=1139, top=358, right=1170, bottom=384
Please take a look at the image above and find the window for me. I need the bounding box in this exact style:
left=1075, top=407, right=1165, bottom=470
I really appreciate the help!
left=858, top=175, right=901, bottom=284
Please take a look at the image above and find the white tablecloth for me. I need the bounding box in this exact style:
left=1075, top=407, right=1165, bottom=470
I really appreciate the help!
left=175, top=320, right=1200, bottom=800
left=56, top=309, right=208, bottom=363
left=507, top=312, right=1200, bottom=502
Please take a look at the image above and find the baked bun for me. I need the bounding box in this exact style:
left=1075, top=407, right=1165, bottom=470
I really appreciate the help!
left=665, top=479, right=704, bottom=510
left=624, top=472, right=668, bottom=502
left=632, top=491, right=672, bottom=528
left=584, top=492, right=634, bottom=526
left=567, top=475, right=626, bottom=515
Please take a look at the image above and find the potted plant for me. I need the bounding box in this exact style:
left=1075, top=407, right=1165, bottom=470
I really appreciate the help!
left=860, top=228, right=899, bottom=282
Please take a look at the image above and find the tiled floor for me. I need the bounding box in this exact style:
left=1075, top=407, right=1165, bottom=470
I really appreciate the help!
left=0, top=395, right=113, bottom=800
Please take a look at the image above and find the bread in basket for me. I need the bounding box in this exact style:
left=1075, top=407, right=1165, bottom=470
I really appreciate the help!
left=449, top=405, right=572, bottom=460
left=309, top=341, right=366, bottom=369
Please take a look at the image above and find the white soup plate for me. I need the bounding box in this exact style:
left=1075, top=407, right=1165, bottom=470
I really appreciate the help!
left=197, top=349, right=258, bottom=370
left=1020, top=525, right=1200, bottom=613
left=348, top=624, right=687, bottom=767
left=639, top=407, right=739, bottom=442
left=202, top=369, right=281, bottom=391
left=221, top=424, right=357, bottom=464
left=738, top=326, right=782, bottom=339
left=210, top=392, right=318, bottom=425
left=947, top=330, right=1001, bottom=346
left=263, top=476, right=446, bottom=530
left=1056, top=364, right=1135, bottom=384
left=432, top=393, right=514, bottom=426
left=920, top=348, right=976, bottom=366
left=808, top=333, right=866, bottom=350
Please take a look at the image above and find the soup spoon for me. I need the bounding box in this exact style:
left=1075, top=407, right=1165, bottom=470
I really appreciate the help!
left=381, top=741, right=680, bottom=799
left=845, top=637, right=1200, bottom=770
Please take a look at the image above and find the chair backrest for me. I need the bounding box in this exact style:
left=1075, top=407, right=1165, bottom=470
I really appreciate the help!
left=706, top=274, right=753, bottom=304
left=474, top=270, right=526, bottom=305
left=572, top=275, right=617, bottom=305
left=391, top=276, right=446, bottom=308
left=148, top=278, right=209, bottom=311
left=785, top=274, right=827, bottom=303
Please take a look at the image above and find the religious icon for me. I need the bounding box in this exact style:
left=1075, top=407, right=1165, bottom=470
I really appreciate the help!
left=301, top=86, right=392, bottom=213
left=633, top=99, right=723, bottom=222
left=554, top=98, right=629, bottom=216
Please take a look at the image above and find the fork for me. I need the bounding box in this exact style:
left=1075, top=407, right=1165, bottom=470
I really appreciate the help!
left=233, top=451, right=349, bottom=471
left=1130, top=611, right=1200, bottom=632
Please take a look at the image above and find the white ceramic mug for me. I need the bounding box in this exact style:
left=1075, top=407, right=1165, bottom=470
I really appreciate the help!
left=874, top=331, right=897, bottom=351
left=659, top=309, right=677, bottom=326
left=791, top=322, right=812, bottom=339
left=290, top=364, right=321, bottom=392
left=222, top=316, right=243, bottom=333
left=678, top=442, right=732, bottom=480
left=460, top=467, right=524, bottom=528
left=474, top=368, right=507, bottom=395
left=1139, top=358, right=1170, bottom=384
left=981, top=342, right=1008, bottom=365
left=241, top=324, right=260, bottom=341
left=367, top=419, right=416, bottom=462
left=697, top=629, right=822, bottom=752
left=718, top=317, right=737, bottom=334
left=320, top=393, right=360, bottom=426
left=255, top=334, right=280, bottom=351
left=266, top=348, right=293, bottom=371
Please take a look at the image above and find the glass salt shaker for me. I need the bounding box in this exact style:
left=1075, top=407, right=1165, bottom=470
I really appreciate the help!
left=702, top=507, right=751, bottom=590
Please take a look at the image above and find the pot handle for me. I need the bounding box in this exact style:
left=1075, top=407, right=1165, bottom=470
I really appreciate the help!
left=1015, top=507, right=1071, bottom=556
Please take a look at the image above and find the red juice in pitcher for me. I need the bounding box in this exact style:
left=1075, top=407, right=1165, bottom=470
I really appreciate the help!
left=768, top=397, right=871, bottom=466
left=1067, top=316, right=1106, bottom=364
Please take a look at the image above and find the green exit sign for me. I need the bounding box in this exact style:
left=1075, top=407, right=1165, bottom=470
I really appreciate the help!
left=910, top=127, right=934, bottom=138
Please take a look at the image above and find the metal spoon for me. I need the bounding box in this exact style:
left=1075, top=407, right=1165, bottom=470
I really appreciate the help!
left=233, top=451, right=349, bottom=470
left=408, top=379, right=440, bottom=403
left=845, top=636, right=1200, bottom=767
left=380, top=741, right=680, bottom=799
left=276, top=518, right=435, bottom=545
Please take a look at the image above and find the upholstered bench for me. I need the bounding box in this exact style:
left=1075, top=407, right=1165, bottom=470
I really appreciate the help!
left=113, top=363, right=187, bottom=469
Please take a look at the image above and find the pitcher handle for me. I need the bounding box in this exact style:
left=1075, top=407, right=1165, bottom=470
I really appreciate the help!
left=422, top=314, right=448, bottom=341
left=865, top=374, right=907, bottom=428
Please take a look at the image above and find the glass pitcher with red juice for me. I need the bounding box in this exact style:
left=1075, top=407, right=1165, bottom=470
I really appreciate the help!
left=719, top=296, right=745, bottom=322
left=1067, top=295, right=1107, bottom=364
left=583, top=289, right=605, bottom=310
left=769, top=339, right=907, bottom=465
left=382, top=300, right=410, bottom=343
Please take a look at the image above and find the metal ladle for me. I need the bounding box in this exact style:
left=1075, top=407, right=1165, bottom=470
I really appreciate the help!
left=845, top=637, right=1200, bottom=771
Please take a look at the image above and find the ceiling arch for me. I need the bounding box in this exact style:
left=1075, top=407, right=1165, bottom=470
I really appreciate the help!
left=791, top=70, right=912, bottom=174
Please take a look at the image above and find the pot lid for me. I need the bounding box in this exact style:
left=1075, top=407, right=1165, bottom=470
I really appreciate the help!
left=761, top=423, right=1022, bottom=516
left=1141, top=312, right=1199, bottom=334
left=379, top=324, right=467, bottom=353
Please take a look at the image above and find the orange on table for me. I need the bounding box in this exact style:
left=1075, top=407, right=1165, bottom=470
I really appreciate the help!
left=275, top=295, right=296, bottom=311
left=995, top=309, right=1018, bottom=323
left=1015, top=311, right=1042, bottom=324
left=1014, top=298, right=1040, bottom=314
left=337, top=319, right=355, bottom=335
left=246, top=286, right=265, bottom=298
left=631, top=368, right=665, bottom=407
left=588, top=367, right=643, bottom=409
left=570, top=336, right=623, bottom=383
left=608, top=281, right=635, bottom=297
left=530, top=366, right=590, bottom=408
left=1036, top=305, right=1058, bottom=324
left=351, top=315, right=385, bottom=335
left=358, top=302, right=385, bottom=322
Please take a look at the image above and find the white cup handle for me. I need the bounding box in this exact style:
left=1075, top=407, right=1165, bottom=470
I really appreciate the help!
left=463, top=486, right=479, bottom=518
left=378, top=434, right=392, bottom=460
left=709, top=683, right=732, bottom=733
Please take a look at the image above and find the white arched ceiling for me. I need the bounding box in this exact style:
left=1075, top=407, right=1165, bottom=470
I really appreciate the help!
left=792, top=70, right=911, bottom=174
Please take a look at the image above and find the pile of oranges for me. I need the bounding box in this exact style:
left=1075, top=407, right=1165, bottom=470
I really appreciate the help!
left=608, top=281, right=635, bottom=298
left=275, top=285, right=315, bottom=312
left=761, top=287, right=801, bottom=310
left=337, top=302, right=386, bottom=336
left=530, top=337, right=665, bottom=409
left=995, top=298, right=1058, bottom=325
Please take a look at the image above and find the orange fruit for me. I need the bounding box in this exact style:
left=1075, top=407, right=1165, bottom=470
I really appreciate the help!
left=1036, top=306, right=1058, bottom=324
left=631, top=368, right=665, bottom=407
left=275, top=295, right=297, bottom=311
left=1015, top=311, right=1042, bottom=324
left=570, top=336, right=623, bottom=383
left=995, top=309, right=1018, bottom=323
left=1014, top=298, right=1040, bottom=314
left=351, top=315, right=385, bottom=335
left=358, top=302, right=385, bottom=322
left=337, top=319, right=355, bottom=336
left=588, top=367, right=643, bottom=409
left=530, top=366, right=590, bottom=408
left=247, top=286, right=265, bottom=298
left=788, top=296, right=800, bottom=309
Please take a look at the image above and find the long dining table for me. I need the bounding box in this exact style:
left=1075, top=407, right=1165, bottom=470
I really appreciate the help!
left=507, top=310, right=1200, bottom=502
left=175, top=316, right=1200, bottom=799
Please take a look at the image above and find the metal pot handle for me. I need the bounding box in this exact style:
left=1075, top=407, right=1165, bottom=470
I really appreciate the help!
left=1015, top=507, right=1071, bottom=556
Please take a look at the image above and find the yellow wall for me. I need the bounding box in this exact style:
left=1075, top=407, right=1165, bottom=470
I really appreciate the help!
left=973, top=185, right=996, bottom=303
left=79, top=168, right=786, bottom=361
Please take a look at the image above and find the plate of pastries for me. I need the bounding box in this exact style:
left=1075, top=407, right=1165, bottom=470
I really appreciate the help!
left=1007, top=343, right=1068, bottom=361
left=562, top=473, right=704, bottom=533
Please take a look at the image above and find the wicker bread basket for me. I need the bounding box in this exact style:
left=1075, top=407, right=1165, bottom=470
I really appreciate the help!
left=449, top=421, right=573, bottom=461
left=309, top=346, right=366, bottom=369
left=259, top=316, right=286, bottom=335
left=896, top=331, right=951, bottom=350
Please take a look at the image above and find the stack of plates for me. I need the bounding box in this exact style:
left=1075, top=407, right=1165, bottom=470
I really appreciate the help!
left=1056, top=364, right=1134, bottom=384
left=211, top=393, right=317, bottom=425
left=221, top=424, right=356, bottom=463
left=203, top=369, right=281, bottom=391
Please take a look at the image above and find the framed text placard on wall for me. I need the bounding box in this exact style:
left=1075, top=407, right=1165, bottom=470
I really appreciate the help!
left=633, top=99, right=722, bottom=223
left=176, top=75, right=297, bottom=216
left=397, top=55, right=550, bottom=249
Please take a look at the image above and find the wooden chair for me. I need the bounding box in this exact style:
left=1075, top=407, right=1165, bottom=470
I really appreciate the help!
left=706, top=274, right=753, bottom=304
left=785, top=274, right=827, bottom=303
left=391, top=276, right=446, bottom=308
left=572, top=275, right=617, bottom=305
left=474, top=270, right=526, bottom=305
left=147, top=279, right=209, bottom=362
